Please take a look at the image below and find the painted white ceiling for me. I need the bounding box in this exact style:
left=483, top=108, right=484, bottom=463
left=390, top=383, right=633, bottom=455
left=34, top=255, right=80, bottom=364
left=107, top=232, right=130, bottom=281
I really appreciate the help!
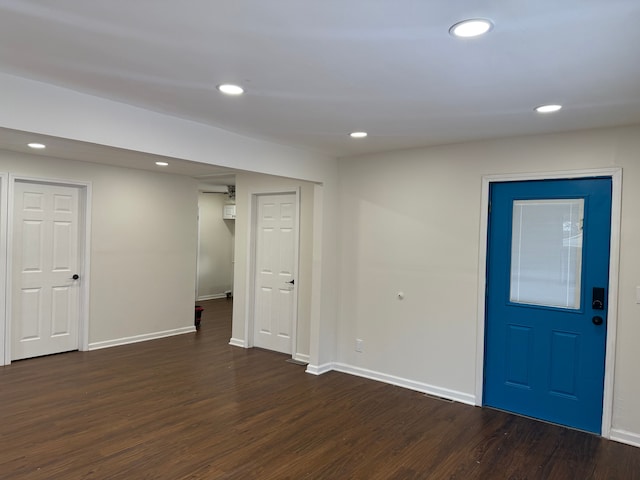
left=1, top=0, right=639, bottom=160
left=0, top=127, right=238, bottom=185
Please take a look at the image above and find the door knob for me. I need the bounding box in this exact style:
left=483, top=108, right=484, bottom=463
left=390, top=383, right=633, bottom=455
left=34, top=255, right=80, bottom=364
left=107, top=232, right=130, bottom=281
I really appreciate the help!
left=592, top=316, right=604, bottom=326
left=72, top=274, right=79, bottom=280
left=286, top=279, right=295, bottom=285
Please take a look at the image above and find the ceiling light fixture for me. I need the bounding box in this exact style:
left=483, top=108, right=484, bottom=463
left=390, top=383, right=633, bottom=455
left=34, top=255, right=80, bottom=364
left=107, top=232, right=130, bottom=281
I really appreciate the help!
left=449, top=19, right=494, bottom=38
left=350, top=132, right=368, bottom=138
left=27, top=142, right=46, bottom=149
left=535, top=104, right=563, bottom=114
left=217, top=84, right=245, bottom=95
left=155, top=161, right=169, bottom=166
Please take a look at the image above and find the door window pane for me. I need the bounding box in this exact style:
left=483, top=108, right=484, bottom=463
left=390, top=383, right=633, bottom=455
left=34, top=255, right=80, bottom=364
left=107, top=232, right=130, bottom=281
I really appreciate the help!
left=510, top=199, right=583, bottom=309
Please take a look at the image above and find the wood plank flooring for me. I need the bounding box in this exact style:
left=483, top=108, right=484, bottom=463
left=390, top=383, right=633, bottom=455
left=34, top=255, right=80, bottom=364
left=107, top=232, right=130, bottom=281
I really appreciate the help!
left=1, top=298, right=639, bottom=479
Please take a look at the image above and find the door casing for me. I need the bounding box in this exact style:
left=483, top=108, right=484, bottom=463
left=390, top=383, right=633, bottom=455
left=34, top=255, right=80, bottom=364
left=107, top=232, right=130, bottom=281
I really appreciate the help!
left=245, top=188, right=301, bottom=358
left=0, top=173, right=7, bottom=365
left=475, top=168, right=622, bottom=438
left=4, top=175, right=92, bottom=365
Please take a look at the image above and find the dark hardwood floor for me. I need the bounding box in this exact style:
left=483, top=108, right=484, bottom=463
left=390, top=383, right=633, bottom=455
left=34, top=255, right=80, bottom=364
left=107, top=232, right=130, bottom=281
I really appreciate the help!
left=1, top=298, right=639, bottom=479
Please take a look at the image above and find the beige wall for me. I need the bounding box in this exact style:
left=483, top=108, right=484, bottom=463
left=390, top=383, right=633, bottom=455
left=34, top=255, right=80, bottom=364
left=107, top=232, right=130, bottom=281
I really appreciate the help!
left=0, top=73, right=336, bottom=184
left=5, top=70, right=638, bottom=442
left=197, top=192, right=234, bottom=300
left=0, top=150, right=198, bottom=347
left=336, top=124, right=640, bottom=438
left=1, top=72, right=340, bottom=369
left=232, top=172, right=315, bottom=360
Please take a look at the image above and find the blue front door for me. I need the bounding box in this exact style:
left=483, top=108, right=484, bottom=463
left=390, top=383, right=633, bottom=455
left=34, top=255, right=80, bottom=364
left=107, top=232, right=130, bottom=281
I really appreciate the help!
left=484, top=178, right=612, bottom=434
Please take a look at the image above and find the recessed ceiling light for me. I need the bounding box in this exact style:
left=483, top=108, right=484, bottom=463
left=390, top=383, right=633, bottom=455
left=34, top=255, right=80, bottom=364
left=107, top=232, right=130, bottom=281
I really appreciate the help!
left=155, top=161, right=169, bottom=166
left=217, top=84, right=245, bottom=95
left=350, top=132, right=368, bottom=138
left=27, top=142, right=46, bottom=149
left=535, top=104, right=563, bottom=114
left=449, top=19, right=494, bottom=38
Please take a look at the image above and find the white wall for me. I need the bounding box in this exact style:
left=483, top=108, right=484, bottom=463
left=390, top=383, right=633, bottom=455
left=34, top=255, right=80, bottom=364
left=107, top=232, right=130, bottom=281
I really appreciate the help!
left=0, top=150, right=198, bottom=347
left=197, top=193, right=234, bottom=300
left=336, top=125, right=640, bottom=440
left=0, top=73, right=336, bottom=183
left=0, top=72, right=340, bottom=370
left=231, top=172, right=316, bottom=360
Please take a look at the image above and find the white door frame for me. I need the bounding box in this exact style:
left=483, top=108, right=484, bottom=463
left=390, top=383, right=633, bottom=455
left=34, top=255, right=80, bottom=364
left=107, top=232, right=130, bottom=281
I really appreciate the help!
left=195, top=203, right=201, bottom=300
left=0, top=173, right=7, bottom=365
left=475, top=167, right=622, bottom=438
left=4, top=175, right=92, bottom=365
left=244, top=188, right=301, bottom=357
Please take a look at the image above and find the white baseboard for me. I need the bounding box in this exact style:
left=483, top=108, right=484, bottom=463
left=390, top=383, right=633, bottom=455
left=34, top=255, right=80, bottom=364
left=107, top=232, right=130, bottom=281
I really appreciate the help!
left=305, top=363, right=334, bottom=375
left=88, top=326, right=196, bottom=351
left=293, top=353, right=310, bottom=364
left=229, top=337, right=246, bottom=348
left=331, top=362, right=476, bottom=406
left=196, top=293, right=227, bottom=301
left=610, top=428, right=640, bottom=448
left=304, top=361, right=640, bottom=446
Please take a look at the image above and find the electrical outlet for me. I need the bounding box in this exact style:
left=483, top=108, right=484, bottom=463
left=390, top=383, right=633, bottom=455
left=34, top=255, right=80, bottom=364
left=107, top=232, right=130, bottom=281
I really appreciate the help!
left=355, top=338, right=364, bottom=353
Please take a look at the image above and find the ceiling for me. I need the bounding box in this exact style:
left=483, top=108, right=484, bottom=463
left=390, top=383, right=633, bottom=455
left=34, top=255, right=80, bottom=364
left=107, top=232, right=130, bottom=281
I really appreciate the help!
left=1, top=0, right=639, bottom=164
left=0, top=127, right=238, bottom=186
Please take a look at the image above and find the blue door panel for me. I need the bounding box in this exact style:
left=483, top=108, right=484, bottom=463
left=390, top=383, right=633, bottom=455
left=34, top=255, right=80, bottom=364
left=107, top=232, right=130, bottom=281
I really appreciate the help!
left=549, top=330, right=579, bottom=398
left=484, top=178, right=611, bottom=434
left=505, top=324, right=533, bottom=388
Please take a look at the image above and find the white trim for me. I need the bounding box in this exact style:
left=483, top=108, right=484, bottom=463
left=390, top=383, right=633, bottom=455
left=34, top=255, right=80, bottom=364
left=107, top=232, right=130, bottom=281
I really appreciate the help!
left=308, top=183, right=324, bottom=369
left=293, top=353, right=310, bottom=364
left=474, top=176, right=491, bottom=404
left=195, top=204, right=201, bottom=299
left=78, top=180, right=92, bottom=353
left=243, top=190, right=256, bottom=348
left=610, top=429, right=640, bottom=448
left=246, top=188, right=301, bottom=357
left=601, top=168, right=622, bottom=438
left=4, top=176, right=13, bottom=366
left=305, top=362, right=334, bottom=375
left=196, top=293, right=227, bottom=301
left=229, top=337, right=247, bottom=348
left=0, top=173, right=7, bottom=366
left=307, top=360, right=477, bottom=405
left=88, top=326, right=195, bottom=351
left=475, top=167, right=622, bottom=438
left=291, top=188, right=301, bottom=359
left=333, top=363, right=476, bottom=406
left=4, top=175, right=91, bottom=364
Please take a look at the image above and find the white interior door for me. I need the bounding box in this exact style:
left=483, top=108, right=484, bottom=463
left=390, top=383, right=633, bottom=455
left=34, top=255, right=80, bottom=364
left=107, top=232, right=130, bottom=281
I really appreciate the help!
left=253, top=193, right=298, bottom=354
left=11, top=181, right=81, bottom=360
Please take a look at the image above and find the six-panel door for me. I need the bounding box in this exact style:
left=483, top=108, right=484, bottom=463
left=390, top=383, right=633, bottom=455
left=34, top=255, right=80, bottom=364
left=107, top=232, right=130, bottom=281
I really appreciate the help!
left=253, top=193, right=297, bottom=354
left=12, top=181, right=81, bottom=360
